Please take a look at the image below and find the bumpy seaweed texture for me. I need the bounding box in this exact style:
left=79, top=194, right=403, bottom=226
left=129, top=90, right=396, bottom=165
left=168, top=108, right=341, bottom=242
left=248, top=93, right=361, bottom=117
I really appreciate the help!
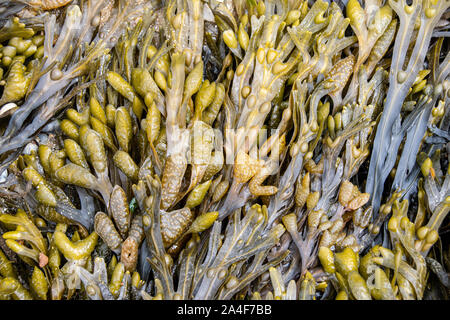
left=0, top=0, right=448, bottom=300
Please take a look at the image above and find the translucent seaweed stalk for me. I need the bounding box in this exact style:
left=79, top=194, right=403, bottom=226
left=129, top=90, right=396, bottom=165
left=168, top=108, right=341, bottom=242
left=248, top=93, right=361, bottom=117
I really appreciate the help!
left=365, top=0, right=450, bottom=215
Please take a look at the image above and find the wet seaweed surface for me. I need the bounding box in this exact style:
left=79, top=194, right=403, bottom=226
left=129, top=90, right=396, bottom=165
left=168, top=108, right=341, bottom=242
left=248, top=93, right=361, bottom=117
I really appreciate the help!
left=0, top=0, right=448, bottom=300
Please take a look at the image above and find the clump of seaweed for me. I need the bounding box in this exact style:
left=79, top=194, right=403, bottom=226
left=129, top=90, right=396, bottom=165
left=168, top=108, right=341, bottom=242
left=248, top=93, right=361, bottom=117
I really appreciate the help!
left=0, top=0, right=448, bottom=300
